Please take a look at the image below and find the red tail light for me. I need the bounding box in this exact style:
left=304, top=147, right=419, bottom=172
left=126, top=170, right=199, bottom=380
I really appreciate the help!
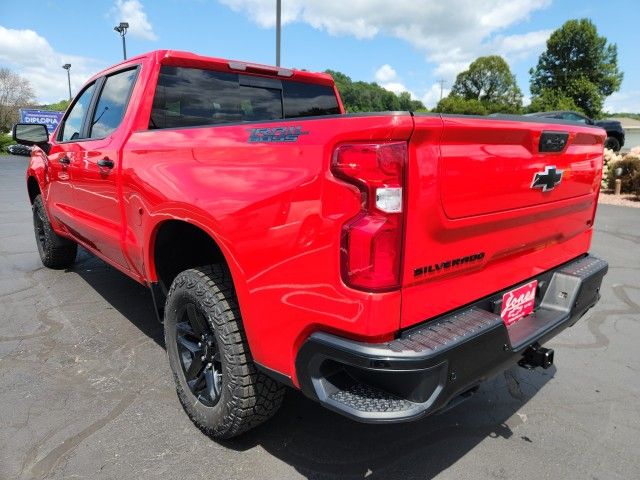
left=331, top=142, right=406, bottom=291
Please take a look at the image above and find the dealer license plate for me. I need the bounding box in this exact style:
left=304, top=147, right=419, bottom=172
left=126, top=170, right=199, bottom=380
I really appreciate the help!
left=500, top=280, right=537, bottom=326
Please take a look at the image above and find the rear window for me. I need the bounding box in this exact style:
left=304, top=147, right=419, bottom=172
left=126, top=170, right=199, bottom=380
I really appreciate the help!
left=149, top=66, right=340, bottom=129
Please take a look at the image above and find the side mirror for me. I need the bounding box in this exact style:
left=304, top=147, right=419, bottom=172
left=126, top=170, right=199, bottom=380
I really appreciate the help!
left=13, top=123, right=50, bottom=146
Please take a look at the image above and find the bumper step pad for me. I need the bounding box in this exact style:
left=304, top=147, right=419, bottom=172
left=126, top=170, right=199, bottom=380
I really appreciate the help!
left=388, top=308, right=502, bottom=354
left=330, top=384, right=414, bottom=413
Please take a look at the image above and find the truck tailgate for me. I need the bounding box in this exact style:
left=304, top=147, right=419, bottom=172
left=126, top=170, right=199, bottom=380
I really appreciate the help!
left=401, top=114, right=605, bottom=329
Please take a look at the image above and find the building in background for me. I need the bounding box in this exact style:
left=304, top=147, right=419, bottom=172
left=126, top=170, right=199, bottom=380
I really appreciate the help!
left=610, top=117, right=640, bottom=151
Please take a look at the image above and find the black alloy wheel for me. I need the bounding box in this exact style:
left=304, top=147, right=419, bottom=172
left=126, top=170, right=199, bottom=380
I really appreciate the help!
left=175, top=302, right=223, bottom=407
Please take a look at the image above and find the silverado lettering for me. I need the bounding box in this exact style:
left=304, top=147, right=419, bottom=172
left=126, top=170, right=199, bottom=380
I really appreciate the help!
left=414, top=252, right=486, bottom=277
left=15, top=49, right=608, bottom=439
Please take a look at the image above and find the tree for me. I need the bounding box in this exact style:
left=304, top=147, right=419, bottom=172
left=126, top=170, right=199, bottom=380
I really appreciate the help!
left=526, top=89, right=581, bottom=114
left=0, top=68, right=36, bottom=132
left=39, top=99, right=71, bottom=112
left=529, top=18, right=623, bottom=118
left=325, top=69, right=426, bottom=113
left=433, top=96, right=488, bottom=115
left=449, top=55, right=523, bottom=113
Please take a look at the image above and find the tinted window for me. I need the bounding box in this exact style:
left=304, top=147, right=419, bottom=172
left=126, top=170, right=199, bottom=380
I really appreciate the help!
left=150, top=66, right=339, bottom=129
left=90, top=69, right=138, bottom=138
left=283, top=81, right=340, bottom=118
left=60, top=83, right=95, bottom=142
left=567, top=113, right=588, bottom=123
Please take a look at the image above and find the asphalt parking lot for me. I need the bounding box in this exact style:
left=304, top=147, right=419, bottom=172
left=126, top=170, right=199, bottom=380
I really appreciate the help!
left=1, top=153, right=638, bottom=480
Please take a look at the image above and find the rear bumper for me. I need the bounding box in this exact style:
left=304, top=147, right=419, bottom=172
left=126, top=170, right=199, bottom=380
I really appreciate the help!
left=295, top=254, right=608, bottom=423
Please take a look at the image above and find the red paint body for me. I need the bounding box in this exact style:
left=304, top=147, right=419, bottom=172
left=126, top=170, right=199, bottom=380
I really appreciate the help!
left=26, top=50, right=605, bottom=386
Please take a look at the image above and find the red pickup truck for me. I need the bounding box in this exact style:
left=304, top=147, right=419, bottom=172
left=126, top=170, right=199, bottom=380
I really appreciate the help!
left=14, top=50, right=608, bottom=439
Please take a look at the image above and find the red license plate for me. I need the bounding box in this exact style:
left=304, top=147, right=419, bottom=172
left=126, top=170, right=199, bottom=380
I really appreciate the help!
left=501, top=280, right=538, bottom=326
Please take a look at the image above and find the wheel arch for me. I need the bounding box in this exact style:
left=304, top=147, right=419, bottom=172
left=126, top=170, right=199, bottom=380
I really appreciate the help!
left=148, top=218, right=235, bottom=293
left=27, top=175, right=41, bottom=204
left=146, top=216, right=258, bottom=357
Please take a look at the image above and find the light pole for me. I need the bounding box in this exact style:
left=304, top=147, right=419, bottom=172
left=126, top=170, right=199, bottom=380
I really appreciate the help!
left=62, top=64, right=72, bottom=101
left=114, top=22, right=129, bottom=60
left=276, top=0, right=281, bottom=66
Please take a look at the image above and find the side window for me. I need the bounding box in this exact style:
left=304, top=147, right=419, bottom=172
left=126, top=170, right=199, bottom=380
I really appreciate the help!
left=283, top=81, right=340, bottom=118
left=90, top=68, right=138, bottom=138
left=150, top=67, right=281, bottom=129
left=149, top=66, right=340, bottom=129
left=561, top=112, right=587, bottom=124
left=60, top=83, right=96, bottom=142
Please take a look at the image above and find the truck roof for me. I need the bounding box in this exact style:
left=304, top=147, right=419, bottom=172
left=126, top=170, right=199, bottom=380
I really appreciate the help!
left=90, top=49, right=336, bottom=87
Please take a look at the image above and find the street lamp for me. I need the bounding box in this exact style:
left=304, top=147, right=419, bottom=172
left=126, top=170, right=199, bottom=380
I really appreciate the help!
left=62, top=63, right=72, bottom=101
left=276, top=0, right=281, bottom=66
left=114, top=22, right=129, bottom=60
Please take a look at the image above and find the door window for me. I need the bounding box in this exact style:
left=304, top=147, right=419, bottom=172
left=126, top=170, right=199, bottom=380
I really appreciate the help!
left=90, top=68, right=138, bottom=138
left=59, top=83, right=96, bottom=142
left=563, top=112, right=589, bottom=124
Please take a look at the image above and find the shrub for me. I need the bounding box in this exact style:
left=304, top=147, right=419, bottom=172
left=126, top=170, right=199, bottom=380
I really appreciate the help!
left=628, top=146, right=640, bottom=157
left=631, top=171, right=640, bottom=198
left=0, top=133, right=14, bottom=153
left=607, top=156, right=640, bottom=194
left=602, top=148, right=623, bottom=189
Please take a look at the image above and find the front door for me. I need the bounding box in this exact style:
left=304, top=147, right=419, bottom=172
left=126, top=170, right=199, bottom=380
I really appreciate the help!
left=46, top=82, right=96, bottom=233
left=69, top=67, right=139, bottom=269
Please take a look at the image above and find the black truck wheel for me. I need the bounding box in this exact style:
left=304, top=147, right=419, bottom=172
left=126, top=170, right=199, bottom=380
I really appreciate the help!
left=164, top=265, right=285, bottom=439
left=604, top=136, right=621, bottom=152
left=32, top=195, right=77, bottom=269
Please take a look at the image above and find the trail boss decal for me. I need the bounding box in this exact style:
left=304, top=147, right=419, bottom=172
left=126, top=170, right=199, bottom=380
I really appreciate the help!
left=414, top=252, right=485, bottom=278
left=248, top=126, right=309, bottom=143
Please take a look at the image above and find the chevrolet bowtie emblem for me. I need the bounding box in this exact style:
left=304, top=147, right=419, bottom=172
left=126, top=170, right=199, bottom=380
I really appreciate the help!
left=531, top=166, right=563, bottom=192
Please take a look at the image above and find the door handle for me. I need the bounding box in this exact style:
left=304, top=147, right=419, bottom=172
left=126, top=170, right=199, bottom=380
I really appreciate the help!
left=97, top=157, right=114, bottom=169
left=59, top=156, right=70, bottom=165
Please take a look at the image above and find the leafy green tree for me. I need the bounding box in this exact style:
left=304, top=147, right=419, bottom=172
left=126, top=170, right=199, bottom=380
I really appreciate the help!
left=529, top=18, right=623, bottom=118
left=325, top=69, right=426, bottom=113
left=39, top=99, right=71, bottom=112
left=434, top=55, right=523, bottom=115
left=526, top=89, right=581, bottom=114
left=433, top=96, right=488, bottom=115
left=450, top=55, right=523, bottom=113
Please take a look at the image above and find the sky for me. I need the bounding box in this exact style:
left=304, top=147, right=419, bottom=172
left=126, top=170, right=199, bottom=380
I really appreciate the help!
left=1, top=0, right=639, bottom=112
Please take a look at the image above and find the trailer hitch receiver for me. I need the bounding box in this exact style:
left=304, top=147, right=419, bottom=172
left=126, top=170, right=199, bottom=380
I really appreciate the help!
left=518, top=343, right=554, bottom=370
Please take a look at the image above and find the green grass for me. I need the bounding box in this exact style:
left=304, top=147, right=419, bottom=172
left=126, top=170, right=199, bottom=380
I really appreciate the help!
left=0, top=133, right=14, bottom=153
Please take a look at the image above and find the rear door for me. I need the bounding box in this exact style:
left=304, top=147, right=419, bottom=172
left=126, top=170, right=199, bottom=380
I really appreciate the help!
left=401, top=114, right=605, bottom=328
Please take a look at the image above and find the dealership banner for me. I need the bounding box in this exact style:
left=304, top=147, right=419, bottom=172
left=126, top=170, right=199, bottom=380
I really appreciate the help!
left=19, top=109, right=64, bottom=134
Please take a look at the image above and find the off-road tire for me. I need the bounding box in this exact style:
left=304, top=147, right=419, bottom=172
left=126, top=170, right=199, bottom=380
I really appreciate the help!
left=164, top=265, right=285, bottom=439
left=32, top=195, right=77, bottom=269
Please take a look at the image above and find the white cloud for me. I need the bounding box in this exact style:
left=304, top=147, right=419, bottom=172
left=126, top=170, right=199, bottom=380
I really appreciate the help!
left=0, top=26, right=106, bottom=103
left=422, top=83, right=451, bottom=109
left=113, top=0, right=157, bottom=41
left=373, top=64, right=417, bottom=99
left=604, top=90, right=640, bottom=114
left=219, top=0, right=552, bottom=81
left=374, top=64, right=453, bottom=108
left=374, top=64, right=398, bottom=84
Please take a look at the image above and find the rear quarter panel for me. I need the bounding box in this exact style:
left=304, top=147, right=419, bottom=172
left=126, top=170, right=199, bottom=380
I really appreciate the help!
left=122, top=114, right=414, bottom=380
